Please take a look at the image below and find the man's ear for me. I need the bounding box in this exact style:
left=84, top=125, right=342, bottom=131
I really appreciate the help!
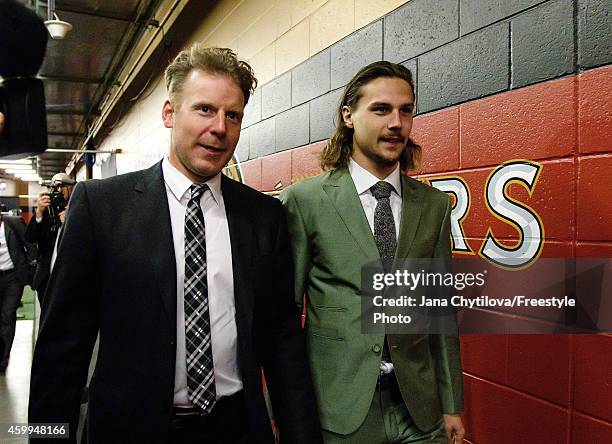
left=162, top=100, right=175, bottom=128
left=341, top=105, right=353, bottom=128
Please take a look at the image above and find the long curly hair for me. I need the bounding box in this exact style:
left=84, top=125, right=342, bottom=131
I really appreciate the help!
left=320, top=61, right=421, bottom=172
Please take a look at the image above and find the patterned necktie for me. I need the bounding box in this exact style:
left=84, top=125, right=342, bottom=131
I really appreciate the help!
left=371, top=181, right=397, bottom=271
left=371, top=181, right=397, bottom=367
left=184, top=183, right=216, bottom=412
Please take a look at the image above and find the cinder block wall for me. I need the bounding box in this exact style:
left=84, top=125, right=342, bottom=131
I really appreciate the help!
left=234, top=1, right=612, bottom=443
left=97, top=0, right=407, bottom=173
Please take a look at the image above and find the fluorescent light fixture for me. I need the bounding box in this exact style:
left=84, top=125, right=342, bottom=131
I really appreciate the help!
left=18, top=176, right=42, bottom=182
left=0, top=164, right=34, bottom=170
left=0, top=159, right=32, bottom=165
left=6, top=169, right=37, bottom=175
left=15, top=174, right=39, bottom=178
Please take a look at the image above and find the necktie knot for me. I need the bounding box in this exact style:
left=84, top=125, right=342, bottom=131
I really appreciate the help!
left=371, top=181, right=394, bottom=200
left=189, top=183, right=209, bottom=202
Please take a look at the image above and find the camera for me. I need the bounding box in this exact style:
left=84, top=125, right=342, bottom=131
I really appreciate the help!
left=41, top=178, right=76, bottom=229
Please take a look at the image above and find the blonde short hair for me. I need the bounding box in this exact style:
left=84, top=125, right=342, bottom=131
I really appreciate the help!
left=164, top=43, right=257, bottom=105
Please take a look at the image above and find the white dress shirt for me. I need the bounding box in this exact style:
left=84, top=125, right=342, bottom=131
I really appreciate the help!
left=162, top=158, right=242, bottom=406
left=50, top=226, right=61, bottom=272
left=348, top=158, right=402, bottom=238
left=0, top=221, right=16, bottom=271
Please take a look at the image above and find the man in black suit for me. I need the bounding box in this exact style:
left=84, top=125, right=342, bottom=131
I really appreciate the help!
left=29, top=44, right=321, bottom=444
left=0, top=204, right=32, bottom=372
left=25, top=172, right=75, bottom=305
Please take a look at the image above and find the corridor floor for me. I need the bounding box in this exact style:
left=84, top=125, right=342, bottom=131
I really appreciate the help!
left=0, top=320, right=33, bottom=444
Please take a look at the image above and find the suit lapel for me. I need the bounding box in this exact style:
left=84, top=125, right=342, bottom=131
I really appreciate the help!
left=221, top=175, right=254, bottom=340
left=395, top=175, right=425, bottom=259
left=134, top=162, right=177, bottom=329
left=322, top=168, right=379, bottom=261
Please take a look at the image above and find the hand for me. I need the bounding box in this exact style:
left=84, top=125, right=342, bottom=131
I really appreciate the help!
left=443, top=414, right=465, bottom=444
left=0, top=112, right=4, bottom=134
left=36, top=192, right=51, bottom=219
left=58, top=209, right=66, bottom=224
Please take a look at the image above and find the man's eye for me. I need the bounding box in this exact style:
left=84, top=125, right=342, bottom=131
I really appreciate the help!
left=227, top=112, right=239, bottom=121
left=374, top=107, right=388, bottom=113
left=200, top=106, right=210, bottom=113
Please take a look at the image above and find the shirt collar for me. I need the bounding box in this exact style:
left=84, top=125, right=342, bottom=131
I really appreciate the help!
left=348, top=158, right=402, bottom=197
left=162, top=157, right=222, bottom=205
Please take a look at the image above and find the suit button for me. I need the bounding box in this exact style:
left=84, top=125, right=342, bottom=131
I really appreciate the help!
left=372, top=344, right=381, bottom=353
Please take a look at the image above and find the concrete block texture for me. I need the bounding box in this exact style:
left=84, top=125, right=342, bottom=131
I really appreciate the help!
left=309, top=0, right=355, bottom=56
left=261, top=71, right=291, bottom=119
left=234, top=126, right=250, bottom=162
left=418, top=22, right=509, bottom=113
left=242, top=88, right=261, bottom=128
left=411, top=106, right=460, bottom=174
left=276, top=18, right=310, bottom=76
left=249, top=117, right=276, bottom=158
left=331, top=20, right=383, bottom=89
left=401, top=58, right=418, bottom=113
left=383, top=0, right=459, bottom=63
left=355, top=0, right=408, bottom=28
left=460, top=76, right=577, bottom=168
left=460, top=0, right=546, bottom=35
left=310, top=88, right=343, bottom=142
left=292, top=49, right=331, bottom=107
left=578, top=0, right=612, bottom=69
left=275, top=103, right=310, bottom=152
left=512, top=0, right=574, bottom=88
left=578, top=66, right=612, bottom=154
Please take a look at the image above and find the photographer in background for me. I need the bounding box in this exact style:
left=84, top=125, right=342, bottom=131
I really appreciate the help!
left=25, top=172, right=75, bottom=305
left=0, top=203, right=33, bottom=373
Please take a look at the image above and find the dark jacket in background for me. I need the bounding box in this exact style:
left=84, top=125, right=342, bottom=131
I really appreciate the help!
left=25, top=211, right=57, bottom=300
left=2, top=215, right=33, bottom=286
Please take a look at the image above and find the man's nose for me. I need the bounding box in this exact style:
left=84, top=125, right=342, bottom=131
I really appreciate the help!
left=387, top=110, right=402, bottom=129
left=210, top=112, right=227, bottom=136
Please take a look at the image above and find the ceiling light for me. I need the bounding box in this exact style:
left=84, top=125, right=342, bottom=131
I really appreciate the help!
left=5, top=169, right=37, bottom=175
left=0, top=159, right=32, bottom=165
left=0, top=164, right=34, bottom=170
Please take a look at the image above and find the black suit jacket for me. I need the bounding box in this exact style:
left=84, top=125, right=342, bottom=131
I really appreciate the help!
left=2, top=215, right=32, bottom=286
left=25, top=211, right=57, bottom=293
left=28, top=162, right=321, bottom=443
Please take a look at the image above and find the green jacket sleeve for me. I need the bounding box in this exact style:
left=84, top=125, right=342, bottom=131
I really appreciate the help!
left=430, top=194, right=464, bottom=414
left=279, top=187, right=311, bottom=310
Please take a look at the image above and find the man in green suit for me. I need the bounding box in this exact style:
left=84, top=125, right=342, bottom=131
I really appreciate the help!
left=280, top=61, right=464, bottom=443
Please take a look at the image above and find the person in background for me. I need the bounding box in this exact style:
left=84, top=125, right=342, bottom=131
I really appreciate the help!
left=25, top=172, right=75, bottom=305
left=0, top=203, right=33, bottom=373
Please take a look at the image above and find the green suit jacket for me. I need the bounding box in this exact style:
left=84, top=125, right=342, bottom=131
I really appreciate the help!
left=280, top=167, right=463, bottom=435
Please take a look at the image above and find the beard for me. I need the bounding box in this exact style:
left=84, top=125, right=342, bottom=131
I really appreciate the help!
left=363, top=143, right=405, bottom=167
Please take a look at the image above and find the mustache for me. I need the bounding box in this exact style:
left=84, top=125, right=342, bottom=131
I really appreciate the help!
left=378, top=135, right=405, bottom=143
